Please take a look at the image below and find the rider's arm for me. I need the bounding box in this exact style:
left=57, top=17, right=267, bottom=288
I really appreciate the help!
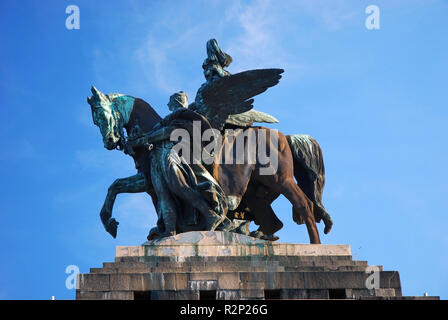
left=127, top=125, right=176, bottom=150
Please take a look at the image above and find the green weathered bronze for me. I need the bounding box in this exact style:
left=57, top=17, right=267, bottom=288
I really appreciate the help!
left=87, top=39, right=332, bottom=243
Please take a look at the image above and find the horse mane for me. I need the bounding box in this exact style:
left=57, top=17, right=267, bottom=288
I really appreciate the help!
left=106, top=93, right=124, bottom=101
left=128, top=97, right=163, bottom=133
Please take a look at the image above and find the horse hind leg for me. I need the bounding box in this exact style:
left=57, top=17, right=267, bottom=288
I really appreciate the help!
left=276, top=178, right=321, bottom=244
left=314, top=204, right=333, bottom=234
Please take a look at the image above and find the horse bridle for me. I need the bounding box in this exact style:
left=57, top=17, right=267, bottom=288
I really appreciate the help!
left=111, top=108, right=127, bottom=151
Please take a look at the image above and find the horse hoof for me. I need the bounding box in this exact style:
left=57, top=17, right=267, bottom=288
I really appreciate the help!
left=147, top=227, right=163, bottom=241
left=263, top=234, right=279, bottom=242
left=323, top=221, right=333, bottom=234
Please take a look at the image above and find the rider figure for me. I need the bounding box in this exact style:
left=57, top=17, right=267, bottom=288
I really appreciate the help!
left=125, top=92, right=230, bottom=238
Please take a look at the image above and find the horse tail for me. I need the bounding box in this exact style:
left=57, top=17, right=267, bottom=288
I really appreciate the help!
left=286, top=134, right=333, bottom=234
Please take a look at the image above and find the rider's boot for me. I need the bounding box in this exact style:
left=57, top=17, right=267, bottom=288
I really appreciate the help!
left=203, top=210, right=225, bottom=231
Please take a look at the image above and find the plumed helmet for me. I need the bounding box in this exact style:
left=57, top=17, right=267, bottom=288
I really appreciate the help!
left=205, top=39, right=232, bottom=67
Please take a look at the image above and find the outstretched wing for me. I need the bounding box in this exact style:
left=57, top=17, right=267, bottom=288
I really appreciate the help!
left=226, top=109, right=279, bottom=127
left=191, top=68, right=284, bottom=130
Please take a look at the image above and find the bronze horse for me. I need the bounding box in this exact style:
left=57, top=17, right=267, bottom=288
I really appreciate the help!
left=88, top=87, right=332, bottom=244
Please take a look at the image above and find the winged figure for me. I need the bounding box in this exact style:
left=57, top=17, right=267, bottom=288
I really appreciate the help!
left=197, top=38, right=281, bottom=129
left=190, top=68, right=283, bottom=130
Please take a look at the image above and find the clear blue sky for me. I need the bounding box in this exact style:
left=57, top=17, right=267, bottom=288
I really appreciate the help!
left=1, top=0, right=447, bottom=300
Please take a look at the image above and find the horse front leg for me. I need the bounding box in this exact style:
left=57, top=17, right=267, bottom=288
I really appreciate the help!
left=100, top=172, right=148, bottom=238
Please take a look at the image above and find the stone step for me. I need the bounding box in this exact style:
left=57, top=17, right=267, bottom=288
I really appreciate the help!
left=104, top=260, right=283, bottom=268
left=78, top=270, right=401, bottom=292
left=91, top=262, right=377, bottom=274
left=272, top=256, right=365, bottom=265
left=91, top=265, right=286, bottom=274
left=102, top=260, right=282, bottom=270
left=284, top=265, right=382, bottom=272
left=94, top=256, right=375, bottom=276
left=114, top=256, right=364, bottom=270
left=100, top=257, right=370, bottom=272
left=116, top=254, right=356, bottom=264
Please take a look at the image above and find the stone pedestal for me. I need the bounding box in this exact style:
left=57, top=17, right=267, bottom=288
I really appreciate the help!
left=76, top=231, right=438, bottom=300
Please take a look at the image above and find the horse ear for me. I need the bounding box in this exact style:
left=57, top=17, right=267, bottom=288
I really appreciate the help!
left=87, top=96, right=92, bottom=105
left=91, top=86, right=106, bottom=100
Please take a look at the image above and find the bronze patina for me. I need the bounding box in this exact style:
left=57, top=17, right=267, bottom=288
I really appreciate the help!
left=87, top=39, right=332, bottom=243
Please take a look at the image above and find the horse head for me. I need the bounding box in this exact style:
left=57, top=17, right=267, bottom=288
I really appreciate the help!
left=87, top=86, right=132, bottom=150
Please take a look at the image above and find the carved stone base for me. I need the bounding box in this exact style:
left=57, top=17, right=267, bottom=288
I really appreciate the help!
left=76, top=231, right=438, bottom=300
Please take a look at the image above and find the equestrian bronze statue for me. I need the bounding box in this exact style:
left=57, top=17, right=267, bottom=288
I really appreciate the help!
left=87, top=39, right=333, bottom=244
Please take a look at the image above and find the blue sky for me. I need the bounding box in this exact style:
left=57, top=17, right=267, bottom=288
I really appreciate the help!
left=0, top=0, right=447, bottom=300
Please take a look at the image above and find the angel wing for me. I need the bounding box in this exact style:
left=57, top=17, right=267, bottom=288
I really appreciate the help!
left=190, top=68, right=284, bottom=130
left=226, top=109, right=279, bottom=127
